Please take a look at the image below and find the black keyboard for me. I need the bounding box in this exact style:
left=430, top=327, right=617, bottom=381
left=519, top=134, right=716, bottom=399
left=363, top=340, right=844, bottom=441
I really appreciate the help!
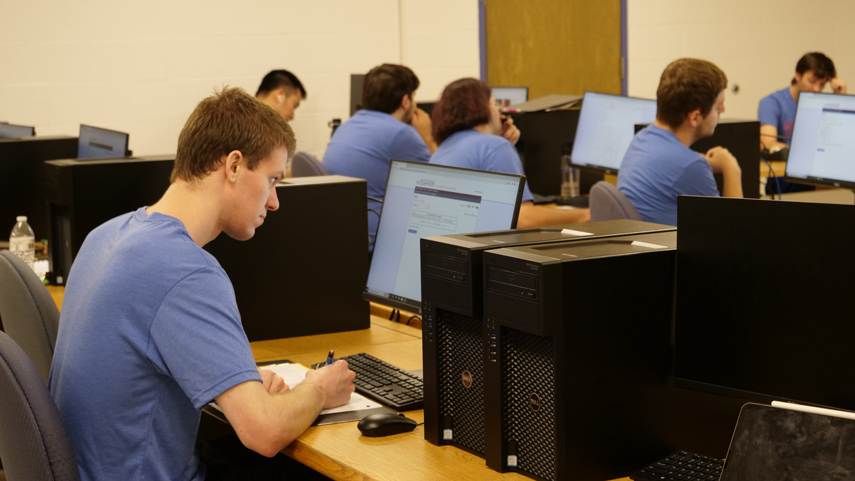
left=340, top=352, right=424, bottom=411
left=630, top=451, right=723, bottom=481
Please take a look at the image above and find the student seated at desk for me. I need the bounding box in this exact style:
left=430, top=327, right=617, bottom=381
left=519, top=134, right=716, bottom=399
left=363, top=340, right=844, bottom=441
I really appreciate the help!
left=49, top=88, right=355, bottom=481
left=617, top=58, right=742, bottom=226
left=429, top=77, right=590, bottom=227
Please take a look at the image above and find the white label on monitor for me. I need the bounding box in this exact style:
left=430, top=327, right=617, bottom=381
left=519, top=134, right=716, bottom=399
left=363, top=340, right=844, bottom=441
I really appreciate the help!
left=631, top=241, right=668, bottom=249
left=561, top=229, right=594, bottom=236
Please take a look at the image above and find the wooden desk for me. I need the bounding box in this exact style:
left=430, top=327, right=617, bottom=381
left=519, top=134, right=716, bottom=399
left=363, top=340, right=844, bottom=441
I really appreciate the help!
left=49, top=287, right=630, bottom=481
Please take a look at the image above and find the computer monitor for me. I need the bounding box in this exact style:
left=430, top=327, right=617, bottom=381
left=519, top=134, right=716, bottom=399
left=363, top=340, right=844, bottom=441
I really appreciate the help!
left=571, top=91, right=657, bottom=174
left=491, top=86, right=528, bottom=108
left=350, top=74, right=365, bottom=117
left=77, top=124, right=130, bottom=159
left=674, top=195, right=855, bottom=412
left=0, top=123, right=36, bottom=138
left=784, top=91, right=855, bottom=189
left=364, top=160, right=525, bottom=313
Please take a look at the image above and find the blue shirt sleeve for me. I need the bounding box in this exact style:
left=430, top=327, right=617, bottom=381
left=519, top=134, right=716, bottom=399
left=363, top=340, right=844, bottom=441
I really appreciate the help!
left=148, top=268, right=261, bottom=409
left=390, top=126, right=431, bottom=163
left=486, top=141, right=534, bottom=202
left=758, top=94, right=780, bottom=128
left=675, top=159, right=720, bottom=197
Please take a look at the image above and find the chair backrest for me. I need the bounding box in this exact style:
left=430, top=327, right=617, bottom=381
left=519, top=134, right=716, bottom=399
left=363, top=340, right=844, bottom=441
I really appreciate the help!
left=589, top=180, right=644, bottom=222
left=291, top=151, right=330, bottom=177
left=0, top=250, right=60, bottom=384
left=0, top=329, right=81, bottom=480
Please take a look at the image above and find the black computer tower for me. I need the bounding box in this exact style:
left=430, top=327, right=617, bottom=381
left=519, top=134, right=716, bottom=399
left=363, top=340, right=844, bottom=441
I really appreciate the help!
left=482, top=232, right=678, bottom=481
left=420, top=220, right=674, bottom=458
left=44, top=155, right=174, bottom=285
left=205, top=175, right=370, bottom=341
left=0, top=136, right=78, bottom=239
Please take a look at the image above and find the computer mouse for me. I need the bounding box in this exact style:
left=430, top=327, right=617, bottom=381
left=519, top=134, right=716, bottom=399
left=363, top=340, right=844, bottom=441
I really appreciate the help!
left=356, top=412, right=418, bottom=437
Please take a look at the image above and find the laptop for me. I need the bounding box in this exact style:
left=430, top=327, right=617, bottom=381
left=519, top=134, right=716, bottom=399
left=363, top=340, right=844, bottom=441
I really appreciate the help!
left=719, top=403, right=855, bottom=480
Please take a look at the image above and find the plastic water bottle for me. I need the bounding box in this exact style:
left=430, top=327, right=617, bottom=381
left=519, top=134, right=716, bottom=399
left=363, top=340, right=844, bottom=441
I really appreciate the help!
left=9, top=215, right=35, bottom=272
left=560, top=153, right=580, bottom=199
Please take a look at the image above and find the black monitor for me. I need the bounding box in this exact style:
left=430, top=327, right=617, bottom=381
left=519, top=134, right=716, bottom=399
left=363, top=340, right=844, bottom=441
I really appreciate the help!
left=0, top=123, right=36, bottom=138
left=674, top=195, right=855, bottom=411
left=350, top=74, right=365, bottom=117
left=364, top=160, right=525, bottom=313
left=77, top=124, right=131, bottom=159
left=570, top=91, right=656, bottom=175
left=784, top=91, right=855, bottom=189
left=491, top=86, right=528, bottom=108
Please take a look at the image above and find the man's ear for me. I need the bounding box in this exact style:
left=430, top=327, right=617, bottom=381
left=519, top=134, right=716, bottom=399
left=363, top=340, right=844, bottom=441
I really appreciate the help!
left=224, top=150, right=243, bottom=183
left=687, top=108, right=703, bottom=128
left=401, top=93, right=412, bottom=111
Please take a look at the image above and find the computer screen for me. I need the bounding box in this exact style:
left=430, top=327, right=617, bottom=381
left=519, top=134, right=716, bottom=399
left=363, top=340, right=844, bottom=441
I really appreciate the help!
left=784, top=91, right=855, bottom=189
left=365, top=160, right=525, bottom=313
left=492, top=87, right=529, bottom=108
left=0, top=123, right=36, bottom=138
left=77, top=124, right=130, bottom=159
left=350, top=74, right=365, bottom=117
left=674, top=195, right=855, bottom=412
left=570, top=92, right=657, bottom=175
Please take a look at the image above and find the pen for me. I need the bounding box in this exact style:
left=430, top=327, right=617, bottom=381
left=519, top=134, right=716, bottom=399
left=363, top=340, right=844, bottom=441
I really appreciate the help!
left=326, top=349, right=335, bottom=366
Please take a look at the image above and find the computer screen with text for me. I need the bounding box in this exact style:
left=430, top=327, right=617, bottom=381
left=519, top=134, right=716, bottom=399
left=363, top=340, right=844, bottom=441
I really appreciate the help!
left=77, top=124, right=130, bottom=159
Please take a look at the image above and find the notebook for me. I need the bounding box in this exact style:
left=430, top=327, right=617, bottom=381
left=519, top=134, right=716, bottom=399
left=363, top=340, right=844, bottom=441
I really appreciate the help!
left=719, top=402, right=855, bottom=480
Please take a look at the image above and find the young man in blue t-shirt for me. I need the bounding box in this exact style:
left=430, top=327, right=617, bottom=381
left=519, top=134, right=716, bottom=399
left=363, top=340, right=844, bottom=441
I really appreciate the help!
left=617, top=58, right=743, bottom=226
left=50, top=88, right=356, bottom=481
left=759, top=52, right=846, bottom=152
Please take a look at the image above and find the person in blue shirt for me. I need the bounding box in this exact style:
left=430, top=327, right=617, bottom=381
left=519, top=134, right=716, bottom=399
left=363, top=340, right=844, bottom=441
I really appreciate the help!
left=617, top=58, right=742, bottom=226
left=759, top=52, right=846, bottom=152
left=323, top=64, right=436, bottom=251
left=429, top=77, right=589, bottom=227
left=50, top=87, right=356, bottom=481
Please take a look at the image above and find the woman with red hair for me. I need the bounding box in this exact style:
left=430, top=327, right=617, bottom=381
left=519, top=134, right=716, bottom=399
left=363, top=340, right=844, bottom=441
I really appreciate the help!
left=430, top=78, right=589, bottom=227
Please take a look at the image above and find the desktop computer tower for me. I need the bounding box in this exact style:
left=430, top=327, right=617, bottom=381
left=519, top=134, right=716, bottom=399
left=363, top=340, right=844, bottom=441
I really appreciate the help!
left=482, top=232, right=678, bottom=481
left=44, top=155, right=174, bottom=285
left=0, top=136, right=78, bottom=240
left=420, top=220, right=674, bottom=459
left=205, top=175, right=370, bottom=341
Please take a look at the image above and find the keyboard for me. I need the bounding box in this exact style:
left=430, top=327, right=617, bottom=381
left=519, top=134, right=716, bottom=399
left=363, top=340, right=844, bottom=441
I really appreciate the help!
left=630, top=451, right=723, bottom=481
left=340, top=352, right=424, bottom=411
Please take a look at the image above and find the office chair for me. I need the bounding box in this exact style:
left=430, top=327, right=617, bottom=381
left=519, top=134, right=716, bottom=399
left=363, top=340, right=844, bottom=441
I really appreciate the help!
left=0, top=250, right=60, bottom=384
left=589, top=180, right=643, bottom=222
left=0, top=329, right=81, bottom=480
left=291, top=151, right=330, bottom=177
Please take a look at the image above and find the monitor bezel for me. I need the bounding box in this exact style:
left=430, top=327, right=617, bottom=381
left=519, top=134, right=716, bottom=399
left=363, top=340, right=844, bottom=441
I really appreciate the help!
left=0, top=123, right=36, bottom=139
left=569, top=91, right=657, bottom=176
left=363, top=159, right=526, bottom=314
left=783, top=91, right=855, bottom=190
left=78, top=123, right=131, bottom=159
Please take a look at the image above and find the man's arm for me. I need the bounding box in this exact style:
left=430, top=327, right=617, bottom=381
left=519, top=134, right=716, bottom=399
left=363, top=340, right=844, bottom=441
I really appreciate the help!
left=831, top=77, right=847, bottom=94
left=760, top=124, right=788, bottom=151
left=516, top=202, right=591, bottom=228
left=215, top=361, right=355, bottom=457
left=705, top=147, right=743, bottom=198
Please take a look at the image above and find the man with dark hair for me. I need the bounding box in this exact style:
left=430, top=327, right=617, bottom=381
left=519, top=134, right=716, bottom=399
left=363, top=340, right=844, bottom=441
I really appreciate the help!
left=759, top=52, right=846, bottom=151
left=617, top=58, right=742, bottom=226
left=429, top=78, right=589, bottom=226
left=323, top=63, right=436, bottom=251
left=256, top=69, right=307, bottom=121
left=50, top=87, right=355, bottom=481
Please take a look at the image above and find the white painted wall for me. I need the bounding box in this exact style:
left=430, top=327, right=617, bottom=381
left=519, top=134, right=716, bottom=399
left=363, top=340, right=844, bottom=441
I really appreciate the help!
left=627, top=0, right=851, bottom=122
left=0, top=0, right=480, bottom=158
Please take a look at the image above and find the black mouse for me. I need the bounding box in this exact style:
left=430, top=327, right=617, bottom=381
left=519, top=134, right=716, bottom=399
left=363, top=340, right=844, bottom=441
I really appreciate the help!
left=357, top=412, right=418, bottom=437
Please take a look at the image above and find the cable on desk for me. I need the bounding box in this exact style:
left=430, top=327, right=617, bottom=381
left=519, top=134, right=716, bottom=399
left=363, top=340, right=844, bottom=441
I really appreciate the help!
left=406, top=314, right=421, bottom=326
left=761, top=157, right=783, bottom=201
left=388, top=309, right=400, bottom=322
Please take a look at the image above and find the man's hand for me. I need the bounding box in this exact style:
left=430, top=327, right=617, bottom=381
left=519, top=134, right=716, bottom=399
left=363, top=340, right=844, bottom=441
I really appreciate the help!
left=410, top=108, right=438, bottom=153
left=831, top=77, right=847, bottom=94
left=303, top=360, right=356, bottom=410
left=258, top=368, right=289, bottom=394
left=705, top=146, right=739, bottom=174
left=501, top=115, right=521, bottom=145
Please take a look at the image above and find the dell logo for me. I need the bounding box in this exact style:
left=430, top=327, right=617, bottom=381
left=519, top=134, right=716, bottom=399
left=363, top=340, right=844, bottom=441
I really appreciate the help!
left=529, top=392, right=541, bottom=412
left=461, top=371, right=474, bottom=389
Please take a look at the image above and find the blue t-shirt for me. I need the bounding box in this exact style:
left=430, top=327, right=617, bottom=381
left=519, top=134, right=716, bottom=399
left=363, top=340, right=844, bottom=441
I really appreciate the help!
left=617, top=125, right=719, bottom=226
left=322, top=110, right=431, bottom=250
left=429, top=129, right=534, bottom=202
left=49, top=208, right=260, bottom=481
left=758, top=87, right=797, bottom=143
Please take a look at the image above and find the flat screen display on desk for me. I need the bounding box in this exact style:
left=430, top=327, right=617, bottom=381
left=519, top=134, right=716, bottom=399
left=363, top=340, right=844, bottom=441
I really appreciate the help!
left=784, top=91, right=855, bottom=189
left=0, top=123, right=36, bottom=138
left=365, top=160, right=524, bottom=313
left=77, top=124, right=130, bottom=159
left=492, top=86, right=528, bottom=108
left=571, top=92, right=656, bottom=174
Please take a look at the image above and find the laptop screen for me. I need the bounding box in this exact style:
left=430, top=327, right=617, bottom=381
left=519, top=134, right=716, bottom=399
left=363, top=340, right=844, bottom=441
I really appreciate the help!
left=78, top=124, right=130, bottom=159
left=492, top=87, right=529, bottom=109
left=365, top=160, right=525, bottom=313
left=570, top=91, right=657, bottom=174
left=785, top=91, right=855, bottom=189
left=720, top=403, right=855, bottom=481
